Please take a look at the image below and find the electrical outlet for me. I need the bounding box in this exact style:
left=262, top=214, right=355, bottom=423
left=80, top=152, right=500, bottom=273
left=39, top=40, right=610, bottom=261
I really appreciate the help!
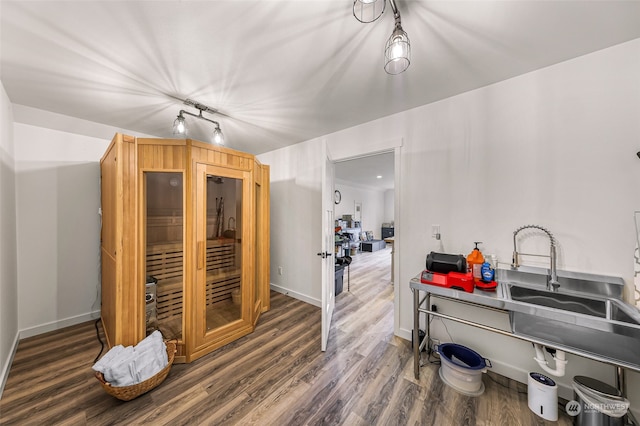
left=278, top=266, right=283, bottom=276
left=429, top=338, right=441, bottom=351
left=431, top=224, right=441, bottom=240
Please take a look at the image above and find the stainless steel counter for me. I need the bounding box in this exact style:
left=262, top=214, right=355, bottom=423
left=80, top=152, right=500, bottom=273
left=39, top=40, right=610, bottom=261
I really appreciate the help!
left=410, top=274, right=640, bottom=379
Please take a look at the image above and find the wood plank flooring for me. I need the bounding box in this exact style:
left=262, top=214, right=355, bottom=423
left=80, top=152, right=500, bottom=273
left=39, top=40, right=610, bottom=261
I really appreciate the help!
left=0, top=247, right=572, bottom=425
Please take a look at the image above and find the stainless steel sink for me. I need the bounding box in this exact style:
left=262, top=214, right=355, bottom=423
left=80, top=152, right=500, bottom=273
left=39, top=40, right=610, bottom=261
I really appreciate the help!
left=497, top=265, right=625, bottom=299
left=499, top=267, right=640, bottom=367
left=508, top=285, right=607, bottom=318
left=507, top=283, right=640, bottom=324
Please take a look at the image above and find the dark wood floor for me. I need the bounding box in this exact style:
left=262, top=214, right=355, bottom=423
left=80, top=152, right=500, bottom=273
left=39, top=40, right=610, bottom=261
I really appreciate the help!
left=0, top=247, right=572, bottom=425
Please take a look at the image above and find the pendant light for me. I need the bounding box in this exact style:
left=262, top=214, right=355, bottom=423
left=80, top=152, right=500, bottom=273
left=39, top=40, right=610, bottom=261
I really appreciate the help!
left=172, top=112, right=187, bottom=135
left=384, top=23, right=410, bottom=75
left=353, top=0, right=385, bottom=23
left=384, top=0, right=410, bottom=75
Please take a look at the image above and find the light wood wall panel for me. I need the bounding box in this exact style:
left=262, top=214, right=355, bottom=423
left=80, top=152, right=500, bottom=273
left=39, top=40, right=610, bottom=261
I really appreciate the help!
left=120, top=135, right=141, bottom=346
left=191, top=140, right=253, bottom=171
left=99, top=134, right=119, bottom=346
left=259, top=164, right=271, bottom=312
left=137, top=140, right=187, bottom=170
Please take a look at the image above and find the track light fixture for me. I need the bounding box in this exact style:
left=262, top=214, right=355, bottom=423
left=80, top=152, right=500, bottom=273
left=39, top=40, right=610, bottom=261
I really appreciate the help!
left=172, top=99, right=225, bottom=145
left=353, top=0, right=411, bottom=75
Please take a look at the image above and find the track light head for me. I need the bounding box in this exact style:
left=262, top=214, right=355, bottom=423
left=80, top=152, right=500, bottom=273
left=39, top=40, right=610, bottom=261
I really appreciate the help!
left=353, top=0, right=385, bottom=23
left=384, top=24, right=411, bottom=75
left=173, top=113, right=187, bottom=135
left=213, top=126, right=224, bottom=145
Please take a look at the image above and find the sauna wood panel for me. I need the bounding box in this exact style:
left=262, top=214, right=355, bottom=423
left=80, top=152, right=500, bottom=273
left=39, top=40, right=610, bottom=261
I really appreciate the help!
left=99, top=136, right=117, bottom=258
left=137, top=143, right=187, bottom=170
left=258, top=163, right=270, bottom=312
left=99, top=133, right=140, bottom=347
left=100, top=134, right=269, bottom=363
left=120, top=134, right=140, bottom=346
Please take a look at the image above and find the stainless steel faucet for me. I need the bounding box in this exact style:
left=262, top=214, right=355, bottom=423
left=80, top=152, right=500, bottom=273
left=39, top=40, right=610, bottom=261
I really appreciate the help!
left=512, top=225, right=560, bottom=292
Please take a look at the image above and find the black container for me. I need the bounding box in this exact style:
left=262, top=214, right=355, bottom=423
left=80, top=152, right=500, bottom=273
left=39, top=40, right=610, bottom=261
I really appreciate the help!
left=335, top=264, right=345, bottom=296
left=425, top=252, right=467, bottom=274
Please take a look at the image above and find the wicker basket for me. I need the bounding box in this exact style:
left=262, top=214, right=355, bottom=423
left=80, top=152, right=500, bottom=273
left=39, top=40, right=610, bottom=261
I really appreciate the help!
left=94, top=341, right=176, bottom=401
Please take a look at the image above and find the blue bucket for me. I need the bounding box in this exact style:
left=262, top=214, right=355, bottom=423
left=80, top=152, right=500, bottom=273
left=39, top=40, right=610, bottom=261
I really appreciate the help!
left=436, top=343, right=491, bottom=396
left=437, top=343, right=488, bottom=370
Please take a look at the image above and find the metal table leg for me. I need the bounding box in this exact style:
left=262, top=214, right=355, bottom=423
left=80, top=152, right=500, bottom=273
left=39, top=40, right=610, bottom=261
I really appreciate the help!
left=413, top=287, right=420, bottom=379
left=425, top=292, right=431, bottom=355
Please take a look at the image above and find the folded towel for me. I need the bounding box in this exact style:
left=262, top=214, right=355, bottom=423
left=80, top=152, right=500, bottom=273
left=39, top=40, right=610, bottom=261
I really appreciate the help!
left=134, top=330, right=163, bottom=352
left=133, top=344, right=167, bottom=382
left=92, top=344, right=125, bottom=374
left=94, top=331, right=169, bottom=387
left=103, top=346, right=137, bottom=386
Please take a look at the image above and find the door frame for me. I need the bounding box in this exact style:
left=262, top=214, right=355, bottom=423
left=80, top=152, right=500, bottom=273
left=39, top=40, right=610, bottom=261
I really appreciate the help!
left=325, top=140, right=402, bottom=337
left=320, top=141, right=335, bottom=351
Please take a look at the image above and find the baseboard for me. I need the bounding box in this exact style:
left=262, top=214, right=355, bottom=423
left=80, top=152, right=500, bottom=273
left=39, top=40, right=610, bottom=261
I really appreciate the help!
left=397, top=326, right=412, bottom=342
left=0, top=331, right=20, bottom=399
left=19, top=310, right=101, bottom=339
left=270, top=284, right=321, bottom=308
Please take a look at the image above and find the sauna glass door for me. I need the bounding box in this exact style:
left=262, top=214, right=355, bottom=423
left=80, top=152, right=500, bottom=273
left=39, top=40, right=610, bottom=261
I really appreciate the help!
left=144, top=171, right=184, bottom=341
left=195, top=163, right=252, bottom=347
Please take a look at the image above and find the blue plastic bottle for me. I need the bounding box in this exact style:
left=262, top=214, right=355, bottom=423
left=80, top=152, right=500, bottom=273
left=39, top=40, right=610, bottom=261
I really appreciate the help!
left=481, top=261, right=494, bottom=282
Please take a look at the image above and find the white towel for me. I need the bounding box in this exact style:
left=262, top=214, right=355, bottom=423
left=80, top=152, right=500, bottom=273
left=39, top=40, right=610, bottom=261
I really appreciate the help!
left=92, top=344, right=125, bottom=374
left=103, top=346, right=137, bottom=386
left=133, top=344, right=167, bottom=382
left=94, top=331, right=169, bottom=387
left=134, top=331, right=168, bottom=381
left=134, top=330, right=163, bottom=352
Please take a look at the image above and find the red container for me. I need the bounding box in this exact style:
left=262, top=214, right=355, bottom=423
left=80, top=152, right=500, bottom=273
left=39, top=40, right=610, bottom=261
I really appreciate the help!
left=447, top=272, right=474, bottom=293
left=420, top=270, right=474, bottom=293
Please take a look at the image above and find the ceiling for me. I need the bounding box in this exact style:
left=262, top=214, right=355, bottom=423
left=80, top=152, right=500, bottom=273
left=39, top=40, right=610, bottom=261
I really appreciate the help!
left=335, top=152, right=394, bottom=190
left=2, top=1, right=640, bottom=155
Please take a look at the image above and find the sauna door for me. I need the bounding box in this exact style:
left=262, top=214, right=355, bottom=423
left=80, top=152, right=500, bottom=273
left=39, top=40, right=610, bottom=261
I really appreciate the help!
left=194, top=163, right=253, bottom=350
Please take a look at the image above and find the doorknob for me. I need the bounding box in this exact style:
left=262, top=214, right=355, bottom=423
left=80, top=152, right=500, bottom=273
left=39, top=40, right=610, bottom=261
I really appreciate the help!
left=316, top=252, right=333, bottom=259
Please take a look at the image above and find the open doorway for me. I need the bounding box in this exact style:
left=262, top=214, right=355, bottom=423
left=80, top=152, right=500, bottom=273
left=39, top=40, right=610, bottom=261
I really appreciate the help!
left=332, top=151, right=395, bottom=302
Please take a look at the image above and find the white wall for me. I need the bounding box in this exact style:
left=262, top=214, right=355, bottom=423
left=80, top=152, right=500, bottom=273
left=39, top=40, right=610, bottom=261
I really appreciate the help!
left=0, top=80, right=18, bottom=395
left=262, top=39, right=640, bottom=414
left=12, top=109, right=156, bottom=337
left=14, top=124, right=110, bottom=334
left=335, top=182, right=385, bottom=239
left=383, top=189, right=394, bottom=224
left=257, top=138, right=324, bottom=306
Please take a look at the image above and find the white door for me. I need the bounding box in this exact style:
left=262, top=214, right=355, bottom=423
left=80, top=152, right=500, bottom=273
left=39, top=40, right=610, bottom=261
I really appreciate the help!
left=320, top=143, right=335, bottom=351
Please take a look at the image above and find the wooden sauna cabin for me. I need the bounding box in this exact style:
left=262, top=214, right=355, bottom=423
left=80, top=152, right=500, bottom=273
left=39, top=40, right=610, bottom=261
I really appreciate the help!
left=100, top=134, right=270, bottom=363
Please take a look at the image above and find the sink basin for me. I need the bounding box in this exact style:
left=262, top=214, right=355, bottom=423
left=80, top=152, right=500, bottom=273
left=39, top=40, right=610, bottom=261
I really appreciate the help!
left=499, top=267, right=640, bottom=368
left=507, top=284, right=640, bottom=325
left=497, top=265, right=625, bottom=299
left=508, top=285, right=607, bottom=318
